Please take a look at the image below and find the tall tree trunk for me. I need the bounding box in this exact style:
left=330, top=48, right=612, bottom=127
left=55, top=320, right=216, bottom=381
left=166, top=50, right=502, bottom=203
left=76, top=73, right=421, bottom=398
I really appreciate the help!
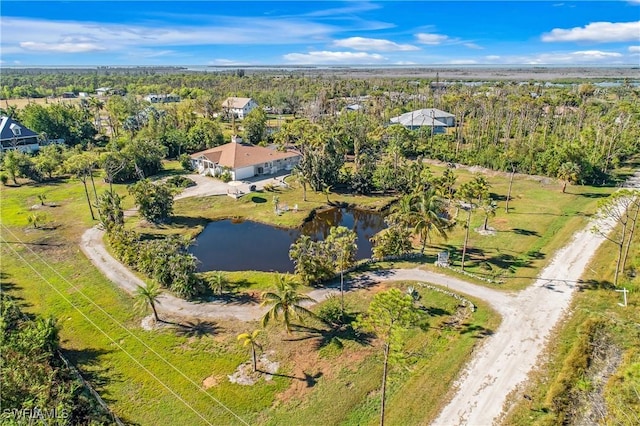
left=340, top=269, right=345, bottom=313
left=251, top=343, right=257, bottom=373
left=380, top=342, right=389, bottom=426
left=82, top=177, right=96, bottom=220
left=461, top=208, right=472, bottom=271
left=89, top=169, right=99, bottom=204
left=621, top=199, right=639, bottom=275
left=150, top=301, right=159, bottom=322
left=505, top=167, right=515, bottom=213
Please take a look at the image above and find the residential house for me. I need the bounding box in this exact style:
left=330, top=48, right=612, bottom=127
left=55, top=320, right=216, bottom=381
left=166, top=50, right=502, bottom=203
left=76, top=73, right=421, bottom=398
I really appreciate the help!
left=222, top=97, right=258, bottom=120
left=145, top=94, right=180, bottom=103
left=96, top=87, right=111, bottom=96
left=390, top=108, right=456, bottom=133
left=0, top=116, right=41, bottom=153
left=190, top=139, right=300, bottom=181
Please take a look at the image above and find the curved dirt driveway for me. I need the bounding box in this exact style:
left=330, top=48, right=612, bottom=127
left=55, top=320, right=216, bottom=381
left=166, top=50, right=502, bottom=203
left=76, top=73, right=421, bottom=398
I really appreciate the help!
left=80, top=170, right=638, bottom=425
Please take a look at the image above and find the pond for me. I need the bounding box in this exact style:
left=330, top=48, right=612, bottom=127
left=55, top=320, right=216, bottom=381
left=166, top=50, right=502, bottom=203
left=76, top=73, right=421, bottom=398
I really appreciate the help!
left=190, top=207, right=387, bottom=273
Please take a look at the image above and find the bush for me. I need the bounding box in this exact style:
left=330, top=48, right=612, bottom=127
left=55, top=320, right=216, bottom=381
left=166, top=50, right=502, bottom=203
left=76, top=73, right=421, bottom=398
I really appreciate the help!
left=0, top=173, right=8, bottom=185
left=166, top=175, right=196, bottom=189
left=179, top=153, right=193, bottom=171
left=220, top=170, right=232, bottom=183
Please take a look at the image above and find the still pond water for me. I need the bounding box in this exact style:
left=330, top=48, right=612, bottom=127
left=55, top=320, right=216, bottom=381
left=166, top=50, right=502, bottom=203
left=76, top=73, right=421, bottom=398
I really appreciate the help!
left=190, top=208, right=387, bottom=273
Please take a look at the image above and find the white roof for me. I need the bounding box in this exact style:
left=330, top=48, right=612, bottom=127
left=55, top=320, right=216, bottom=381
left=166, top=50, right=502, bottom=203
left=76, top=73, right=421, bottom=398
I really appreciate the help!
left=390, top=109, right=450, bottom=127
left=222, top=97, right=254, bottom=109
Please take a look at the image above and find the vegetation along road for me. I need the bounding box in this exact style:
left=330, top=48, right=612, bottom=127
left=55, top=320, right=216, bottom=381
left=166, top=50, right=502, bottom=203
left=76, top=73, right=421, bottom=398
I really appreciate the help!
left=80, top=170, right=639, bottom=425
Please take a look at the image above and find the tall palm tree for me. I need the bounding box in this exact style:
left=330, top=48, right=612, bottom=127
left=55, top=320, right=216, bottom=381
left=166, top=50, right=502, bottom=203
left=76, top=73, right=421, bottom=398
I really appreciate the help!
left=134, top=282, right=162, bottom=322
left=261, top=274, right=316, bottom=333
left=413, top=189, right=449, bottom=254
left=237, top=330, right=261, bottom=372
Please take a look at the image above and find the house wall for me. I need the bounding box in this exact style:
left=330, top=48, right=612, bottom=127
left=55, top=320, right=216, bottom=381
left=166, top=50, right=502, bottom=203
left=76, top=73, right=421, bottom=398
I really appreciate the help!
left=233, top=165, right=255, bottom=180
left=437, top=116, right=455, bottom=127
left=0, top=137, right=40, bottom=153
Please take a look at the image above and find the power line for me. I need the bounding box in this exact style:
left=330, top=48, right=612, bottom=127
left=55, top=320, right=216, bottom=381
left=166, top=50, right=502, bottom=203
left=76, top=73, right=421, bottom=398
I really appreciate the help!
left=1, top=225, right=250, bottom=426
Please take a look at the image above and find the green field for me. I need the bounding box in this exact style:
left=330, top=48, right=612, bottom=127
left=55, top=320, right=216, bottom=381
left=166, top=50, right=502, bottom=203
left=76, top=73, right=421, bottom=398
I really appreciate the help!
left=0, top=161, right=629, bottom=425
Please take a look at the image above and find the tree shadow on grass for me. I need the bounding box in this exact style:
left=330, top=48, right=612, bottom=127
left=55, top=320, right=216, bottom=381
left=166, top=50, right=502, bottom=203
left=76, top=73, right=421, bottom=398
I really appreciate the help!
left=459, top=323, right=495, bottom=339
left=61, top=347, right=121, bottom=404
left=212, top=291, right=260, bottom=305
left=257, top=370, right=324, bottom=388
left=0, top=278, right=29, bottom=307
left=424, top=306, right=451, bottom=317
left=251, top=196, right=267, bottom=204
left=287, top=315, right=375, bottom=352
left=578, top=192, right=611, bottom=199
left=167, top=215, right=209, bottom=229
left=173, top=320, right=222, bottom=338
left=511, top=228, right=541, bottom=237
left=578, top=279, right=615, bottom=291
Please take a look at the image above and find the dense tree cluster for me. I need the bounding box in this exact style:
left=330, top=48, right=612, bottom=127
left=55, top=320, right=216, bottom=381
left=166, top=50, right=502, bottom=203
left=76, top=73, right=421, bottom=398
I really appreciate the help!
left=106, top=227, right=204, bottom=299
left=0, top=297, right=113, bottom=424
left=289, top=226, right=357, bottom=286
left=3, top=70, right=637, bottom=193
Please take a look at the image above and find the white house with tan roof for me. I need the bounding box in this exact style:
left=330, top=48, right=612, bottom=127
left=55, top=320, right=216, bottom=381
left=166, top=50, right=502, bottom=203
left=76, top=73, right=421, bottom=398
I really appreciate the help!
left=190, top=138, right=300, bottom=180
left=222, top=97, right=258, bottom=120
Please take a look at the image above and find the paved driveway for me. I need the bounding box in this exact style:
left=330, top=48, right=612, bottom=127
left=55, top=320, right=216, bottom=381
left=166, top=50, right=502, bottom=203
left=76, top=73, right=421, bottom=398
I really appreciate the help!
left=175, top=172, right=291, bottom=200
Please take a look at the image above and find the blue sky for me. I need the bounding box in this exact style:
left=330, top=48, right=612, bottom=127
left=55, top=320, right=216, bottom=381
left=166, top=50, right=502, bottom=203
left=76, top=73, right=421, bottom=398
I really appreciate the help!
left=1, top=1, right=639, bottom=66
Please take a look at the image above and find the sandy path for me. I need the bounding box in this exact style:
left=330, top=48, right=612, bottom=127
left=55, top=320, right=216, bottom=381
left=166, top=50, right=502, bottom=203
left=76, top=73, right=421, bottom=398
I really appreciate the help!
left=80, top=170, right=639, bottom=425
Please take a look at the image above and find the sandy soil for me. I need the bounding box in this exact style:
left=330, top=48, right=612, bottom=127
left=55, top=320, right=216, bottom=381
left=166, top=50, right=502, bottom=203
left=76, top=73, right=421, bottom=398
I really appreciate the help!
left=79, top=169, right=639, bottom=425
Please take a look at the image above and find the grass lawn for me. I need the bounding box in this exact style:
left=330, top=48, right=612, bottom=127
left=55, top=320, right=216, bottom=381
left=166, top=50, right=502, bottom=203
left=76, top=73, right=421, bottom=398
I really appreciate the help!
left=0, top=160, right=627, bottom=425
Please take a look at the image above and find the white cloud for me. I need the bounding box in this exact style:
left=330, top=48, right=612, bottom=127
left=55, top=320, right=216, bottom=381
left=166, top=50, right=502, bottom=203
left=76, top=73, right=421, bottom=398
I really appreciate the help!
left=0, top=15, right=337, bottom=54
left=542, top=21, right=640, bottom=43
left=463, top=43, right=483, bottom=50
left=507, top=50, right=623, bottom=64
left=333, top=37, right=419, bottom=52
left=629, top=45, right=640, bottom=53
left=485, top=55, right=501, bottom=61
left=20, top=41, right=105, bottom=53
left=415, top=33, right=450, bottom=45
left=208, top=59, right=251, bottom=66
left=448, top=59, right=478, bottom=65
left=283, top=51, right=386, bottom=64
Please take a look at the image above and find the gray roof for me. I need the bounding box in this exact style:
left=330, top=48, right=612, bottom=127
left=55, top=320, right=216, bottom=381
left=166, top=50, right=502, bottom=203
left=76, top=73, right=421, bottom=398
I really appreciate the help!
left=0, top=116, right=39, bottom=141
left=390, top=109, right=450, bottom=127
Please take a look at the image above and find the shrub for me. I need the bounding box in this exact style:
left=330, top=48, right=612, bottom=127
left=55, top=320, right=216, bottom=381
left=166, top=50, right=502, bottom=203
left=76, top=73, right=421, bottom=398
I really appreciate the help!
left=178, top=153, right=193, bottom=171
left=166, top=175, right=196, bottom=189
left=0, top=173, right=8, bottom=185
left=220, top=170, right=232, bottom=183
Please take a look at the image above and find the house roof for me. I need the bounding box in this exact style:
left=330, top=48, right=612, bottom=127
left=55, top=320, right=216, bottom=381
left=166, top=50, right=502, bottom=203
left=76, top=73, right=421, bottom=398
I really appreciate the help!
left=191, top=142, right=299, bottom=169
left=0, top=116, right=39, bottom=141
left=222, top=97, right=254, bottom=109
left=390, top=109, right=449, bottom=128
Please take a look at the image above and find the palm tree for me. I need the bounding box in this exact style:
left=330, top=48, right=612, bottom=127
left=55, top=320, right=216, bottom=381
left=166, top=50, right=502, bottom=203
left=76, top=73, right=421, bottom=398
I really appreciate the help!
left=261, top=274, right=316, bottom=333
left=388, top=194, right=417, bottom=228
left=557, top=162, right=581, bottom=193
left=209, top=271, right=228, bottom=296
left=413, top=189, right=449, bottom=254
left=135, top=282, right=162, bottom=322
left=291, top=166, right=309, bottom=202
left=480, top=198, right=498, bottom=231
left=237, top=330, right=261, bottom=372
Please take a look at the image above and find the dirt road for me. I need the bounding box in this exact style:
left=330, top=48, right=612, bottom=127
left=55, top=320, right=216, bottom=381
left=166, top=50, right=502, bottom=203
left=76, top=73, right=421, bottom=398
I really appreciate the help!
left=80, top=170, right=639, bottom=425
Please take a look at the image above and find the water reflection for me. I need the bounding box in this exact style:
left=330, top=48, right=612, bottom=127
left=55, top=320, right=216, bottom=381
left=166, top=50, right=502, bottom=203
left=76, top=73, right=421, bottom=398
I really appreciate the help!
left=190, top=208, right=387, bottom=273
